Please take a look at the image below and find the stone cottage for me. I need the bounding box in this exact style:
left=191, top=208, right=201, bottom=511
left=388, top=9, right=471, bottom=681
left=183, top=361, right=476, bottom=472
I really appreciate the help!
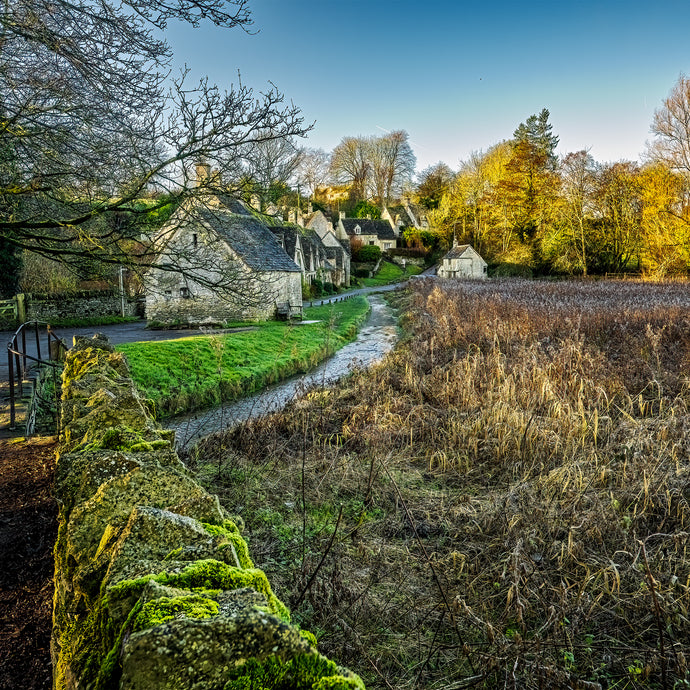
left=268, top=225, right=339, bottom=287
left=335, top=215, right=399, bottom=253
left=303, top=211, right=351, bottom=287
left=146, top=197, right=303, bottom=325
left=437, top=241, right=488, bottom=279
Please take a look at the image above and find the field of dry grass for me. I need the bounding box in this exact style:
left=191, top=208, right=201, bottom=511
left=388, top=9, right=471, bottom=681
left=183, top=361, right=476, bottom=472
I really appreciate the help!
left=189, top=278, right=690, bottom=689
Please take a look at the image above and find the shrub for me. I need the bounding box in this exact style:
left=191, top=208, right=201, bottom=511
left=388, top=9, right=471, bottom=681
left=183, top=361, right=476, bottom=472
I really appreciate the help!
left=311, top=279, right=324, bottom=297
left=353, top=245, right=381, bottom=263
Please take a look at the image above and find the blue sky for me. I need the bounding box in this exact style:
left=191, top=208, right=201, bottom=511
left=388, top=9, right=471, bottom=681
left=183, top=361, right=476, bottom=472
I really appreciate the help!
left=166, top=0, right=690, bottom=172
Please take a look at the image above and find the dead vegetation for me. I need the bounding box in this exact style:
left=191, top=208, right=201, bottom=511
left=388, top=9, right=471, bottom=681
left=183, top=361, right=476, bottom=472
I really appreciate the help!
left=188, top=278, right=690, bottom=689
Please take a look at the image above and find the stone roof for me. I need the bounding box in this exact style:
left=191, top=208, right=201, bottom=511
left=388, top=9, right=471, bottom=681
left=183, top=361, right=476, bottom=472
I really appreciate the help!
left=340, top=218, right=398, bottom=240
left=267, top=226, right=299, bottom=261
left=215, top=194, right=253, bottom=216
left=443, top=244, right=486, bottom=263
left=197, top=208, right=300, bottom=273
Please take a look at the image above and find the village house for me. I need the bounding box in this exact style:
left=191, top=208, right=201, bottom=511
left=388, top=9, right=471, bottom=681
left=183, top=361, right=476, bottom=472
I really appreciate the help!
left=146, top=195, right=303, bottom=325
left=335, top=214, right=399, bottom=253
left=268, top=224, right=340, bottom=287
left=436, top=241, right=488, bottom=279
left=382, top=202, right=430, bottom=233
left=304, top=209, right=351, bottom=287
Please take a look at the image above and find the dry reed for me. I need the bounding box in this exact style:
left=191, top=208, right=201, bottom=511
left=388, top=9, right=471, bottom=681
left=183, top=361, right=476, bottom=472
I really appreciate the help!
left=189, top=278, right=690, bottom=689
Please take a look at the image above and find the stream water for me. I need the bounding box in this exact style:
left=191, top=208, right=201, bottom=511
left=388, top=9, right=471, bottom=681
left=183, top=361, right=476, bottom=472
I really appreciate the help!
left=166, top=294, right=398, bottom=449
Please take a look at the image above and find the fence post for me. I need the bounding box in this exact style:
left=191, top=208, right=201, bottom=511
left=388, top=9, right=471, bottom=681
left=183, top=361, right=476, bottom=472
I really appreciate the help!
left=15, top=293, right=26, bottom=324
left=21, top=327, right=27, bottom=372
left=35, top=321, right=41, bottom=361
left=8, top=348, right=15, bottom=431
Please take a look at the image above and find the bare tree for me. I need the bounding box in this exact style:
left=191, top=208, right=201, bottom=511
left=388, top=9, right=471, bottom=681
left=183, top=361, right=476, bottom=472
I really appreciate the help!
left=369, top=130, right=416, bottom=205
left=294, top=148, right=330, bottom=198
left=329, top=136, right=372, bottom=201
left=648, top=74, right=690, bottom=177
left=242, top=130, right=304, bottom=208
left=0, top=0, right=310, bottom=287
left=559, top=150, right=596, bottom=275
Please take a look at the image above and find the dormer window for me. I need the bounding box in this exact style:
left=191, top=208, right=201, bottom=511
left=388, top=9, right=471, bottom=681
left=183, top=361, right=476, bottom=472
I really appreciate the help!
left=354, top=225, right=361, bottom=235
left=180, top=286, right=191, bottom=298
left=192, top=233, right=198, bottom=247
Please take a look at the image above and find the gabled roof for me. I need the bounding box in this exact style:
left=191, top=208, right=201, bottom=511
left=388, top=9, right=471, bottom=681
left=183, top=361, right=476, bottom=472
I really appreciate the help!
left=340, top=218, right=397, bottom=240
left=443, top=244, right=486, bottom=263
left=268, top=226, right=300, bottom=261
left=197, top=208, right=300, bottom=273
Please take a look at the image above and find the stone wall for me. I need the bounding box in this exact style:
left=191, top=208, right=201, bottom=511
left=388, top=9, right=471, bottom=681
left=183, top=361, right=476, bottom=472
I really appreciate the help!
left=52, top=334, right=363, bottom=690
left=389, top=254, right=425, bottom=268
left=24, top=290, right=141, bottom=322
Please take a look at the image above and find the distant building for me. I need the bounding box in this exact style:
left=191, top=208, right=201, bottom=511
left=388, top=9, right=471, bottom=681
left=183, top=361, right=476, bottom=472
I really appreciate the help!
left=437, top=242, right=487, bottom=279
left=335, top=215, right=399, bottom=253
left=305, top=210, right=351, bottom=287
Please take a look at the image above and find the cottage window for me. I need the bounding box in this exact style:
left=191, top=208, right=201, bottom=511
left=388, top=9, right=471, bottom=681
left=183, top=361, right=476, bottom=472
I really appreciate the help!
left=369, top=240, right=375, bottom=246
left=180, top=286, right=191, bottom=298
left=192, top=233, right=198, bottom=247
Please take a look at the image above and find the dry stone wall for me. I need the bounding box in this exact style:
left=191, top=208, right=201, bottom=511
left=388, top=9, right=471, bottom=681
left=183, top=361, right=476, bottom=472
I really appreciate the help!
left=52, top=334, right=363, bottom=690
left=24, top=290, right=141, bottom=322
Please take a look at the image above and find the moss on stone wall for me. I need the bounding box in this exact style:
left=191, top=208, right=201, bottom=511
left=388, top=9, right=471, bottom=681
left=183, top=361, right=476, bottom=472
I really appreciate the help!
left=52, top=333, right=364, bottom=690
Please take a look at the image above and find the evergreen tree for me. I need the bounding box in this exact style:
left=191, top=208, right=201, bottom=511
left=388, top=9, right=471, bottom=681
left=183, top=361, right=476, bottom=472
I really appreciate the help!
left=513, top=108, right=559, bottom=170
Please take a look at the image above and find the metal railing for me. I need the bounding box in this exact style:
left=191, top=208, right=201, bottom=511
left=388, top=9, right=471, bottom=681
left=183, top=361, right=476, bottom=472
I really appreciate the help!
left=7, top=321, right=68, bottom=431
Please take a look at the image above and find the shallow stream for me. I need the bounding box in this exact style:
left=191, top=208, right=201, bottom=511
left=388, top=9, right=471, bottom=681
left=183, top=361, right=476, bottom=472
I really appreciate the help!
left=165, top=294, right=398, bottom=449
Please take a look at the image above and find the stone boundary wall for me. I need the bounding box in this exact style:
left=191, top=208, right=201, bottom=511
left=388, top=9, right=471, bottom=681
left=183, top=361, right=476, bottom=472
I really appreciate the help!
left=23, top=290, right=141, bottom=322
left=52, top=334, right=363, bottom=690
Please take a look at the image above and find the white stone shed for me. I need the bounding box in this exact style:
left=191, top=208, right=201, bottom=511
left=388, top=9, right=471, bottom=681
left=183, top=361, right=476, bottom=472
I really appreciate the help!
left=437, top=242, right=488, bottom=279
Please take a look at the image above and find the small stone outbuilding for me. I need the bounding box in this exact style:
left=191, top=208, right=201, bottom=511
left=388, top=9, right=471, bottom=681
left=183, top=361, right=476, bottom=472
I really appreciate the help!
left=437, top=242, right=488, bottom=279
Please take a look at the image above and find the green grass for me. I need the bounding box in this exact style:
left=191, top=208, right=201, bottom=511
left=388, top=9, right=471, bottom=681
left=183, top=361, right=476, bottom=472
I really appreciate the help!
left=360, top=261, right=423, bottom=287
left=116, top=297, right=370, bottom=418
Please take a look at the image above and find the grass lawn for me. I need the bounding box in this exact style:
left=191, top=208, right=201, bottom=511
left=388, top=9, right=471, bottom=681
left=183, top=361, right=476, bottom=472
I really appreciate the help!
left=360, top=260, right=423, bottom=287
left=116, top=296, right=370, bottom=418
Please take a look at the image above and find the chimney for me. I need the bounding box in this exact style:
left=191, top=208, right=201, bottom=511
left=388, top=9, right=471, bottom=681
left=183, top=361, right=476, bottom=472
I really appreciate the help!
left=250, top=194, right=261, bottom=211
left=288, top=209, right=296, bottom=223
left=195, top=162, right=211, bottom=186
left=339, top=211, right=345, bottom=220
left=308, top=202, right=313, bottom=214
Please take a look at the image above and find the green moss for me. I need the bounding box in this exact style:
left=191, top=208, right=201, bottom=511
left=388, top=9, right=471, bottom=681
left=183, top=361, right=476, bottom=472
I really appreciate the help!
left=203, top=521, right=254, bottom=569
left=132, top=594, right=219, bottom=632
left=299, top=629, right=318, bottom=648
left=129, top=441, right=154, bottom=452
left=54, top=587, right=143, bottom=690
left=107, top=559, right=290, bottom=623
left=223, top=654, right=365, bottom=690
left=80, top=426, right=148, bottom=453
left=162, top=560, right=290, bottom=623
